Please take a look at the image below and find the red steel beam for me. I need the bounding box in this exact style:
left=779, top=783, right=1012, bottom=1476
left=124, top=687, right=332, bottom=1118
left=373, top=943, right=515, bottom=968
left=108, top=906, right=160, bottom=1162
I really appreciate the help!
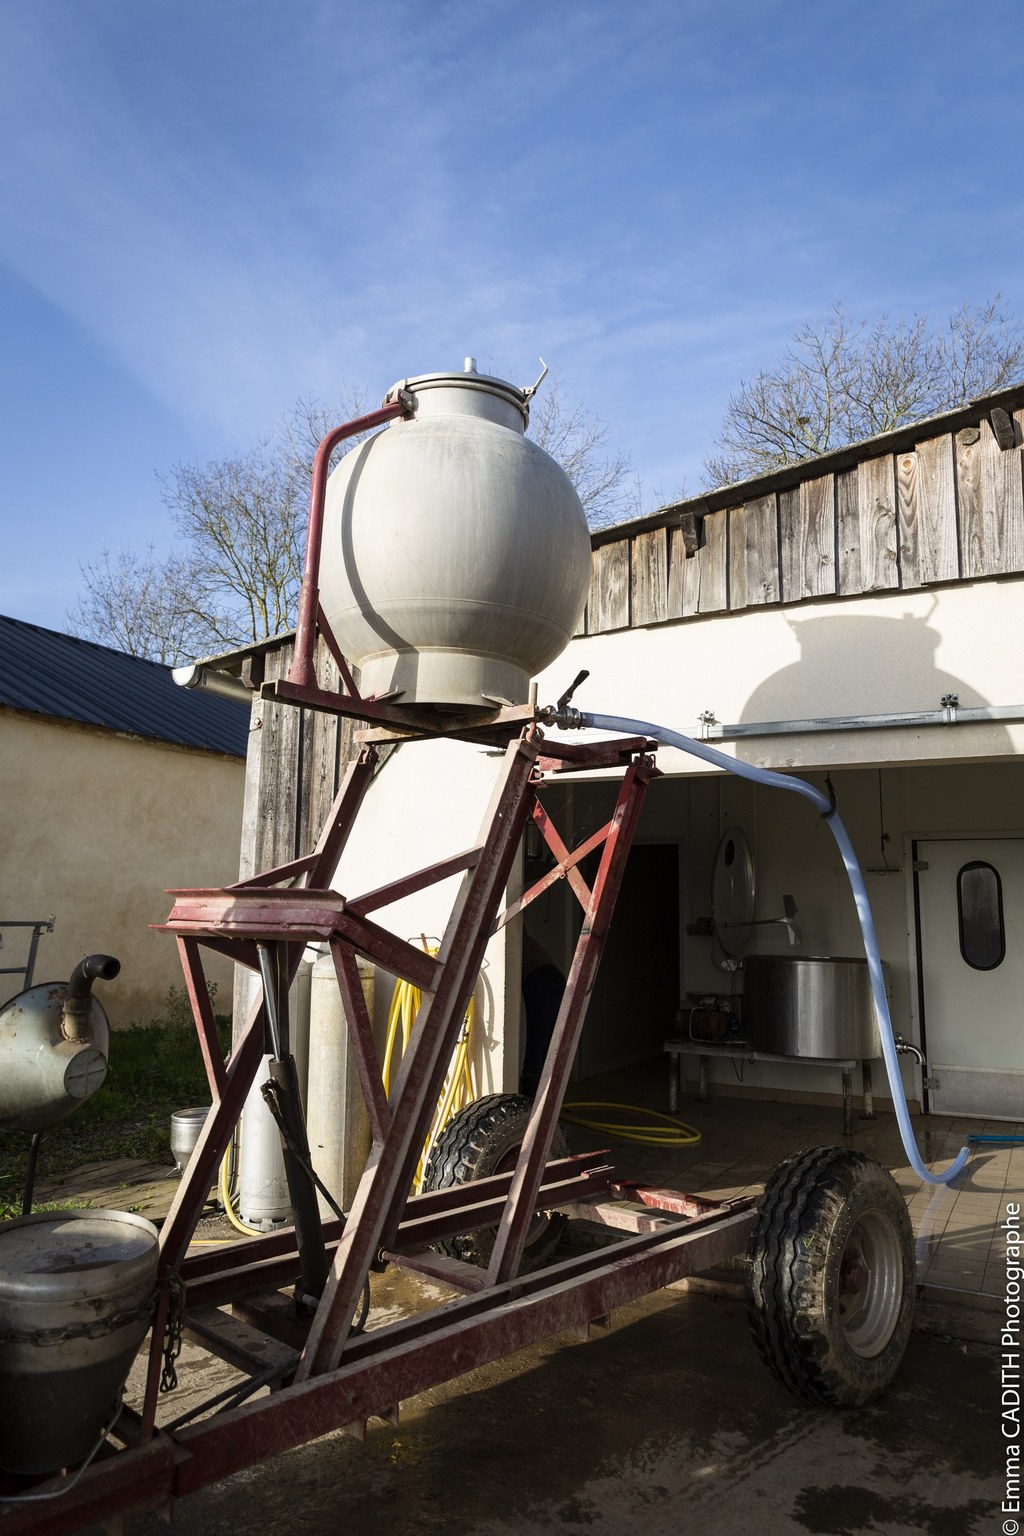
left=183, top=1160, right=613, bottom=1310
left=297, top=736, right=541, bottom=1378
left=0, top=1430, right=177, bottom=1536
left=345, top=846, right=482, bottom=916
left=486, top=753, right=659, bottom=1286
left=176, top=936, right=227, bottom=1101
left=328, top=938, right=392, bottom=1144
left=174, top=1208, right=757, bottom=1496
left=178, top=1151, right=611, bottom=1284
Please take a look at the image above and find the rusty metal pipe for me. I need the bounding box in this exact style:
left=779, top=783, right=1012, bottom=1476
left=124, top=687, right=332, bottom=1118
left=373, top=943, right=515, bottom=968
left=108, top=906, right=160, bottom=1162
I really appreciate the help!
left=61, top=953, right=120, bottom=1041
left=288, top=395, right=415, bottom=689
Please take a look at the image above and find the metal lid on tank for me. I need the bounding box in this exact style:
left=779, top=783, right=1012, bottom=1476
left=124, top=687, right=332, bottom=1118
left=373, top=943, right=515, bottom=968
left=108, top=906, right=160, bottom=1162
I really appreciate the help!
left=384, top=359, right=530, bottom=432
left=0, top=1210, right=158, bottom=1275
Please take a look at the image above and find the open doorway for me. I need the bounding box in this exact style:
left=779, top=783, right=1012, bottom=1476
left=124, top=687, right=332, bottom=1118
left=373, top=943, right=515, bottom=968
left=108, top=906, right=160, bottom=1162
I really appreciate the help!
left=575, top=842, right=680, bottom=1078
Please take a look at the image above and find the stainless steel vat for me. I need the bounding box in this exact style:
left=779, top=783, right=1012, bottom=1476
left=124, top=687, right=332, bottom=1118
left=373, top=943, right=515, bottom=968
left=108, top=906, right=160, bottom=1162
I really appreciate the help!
left=0, top=1208, right=158, bottom=1472
left=743, top=955, right=880, bottom=1058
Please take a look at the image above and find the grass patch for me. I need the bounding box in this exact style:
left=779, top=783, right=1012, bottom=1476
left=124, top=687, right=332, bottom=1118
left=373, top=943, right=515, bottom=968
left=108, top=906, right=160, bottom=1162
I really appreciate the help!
left=0, top=986, right=231, bottom=1221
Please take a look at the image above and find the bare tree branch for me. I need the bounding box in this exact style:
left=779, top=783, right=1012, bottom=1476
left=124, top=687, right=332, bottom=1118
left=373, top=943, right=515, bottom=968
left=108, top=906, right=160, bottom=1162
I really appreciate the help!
left=527, top=375, right=639, bottom=530
left=67, top=546, right=213, bottom=665
left=704, top=297, right=1024, bottom=488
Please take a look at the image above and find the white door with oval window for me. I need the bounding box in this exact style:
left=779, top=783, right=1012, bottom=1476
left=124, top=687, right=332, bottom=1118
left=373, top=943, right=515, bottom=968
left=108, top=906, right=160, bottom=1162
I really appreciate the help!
left=915, top=837, right=1024, bottom=1119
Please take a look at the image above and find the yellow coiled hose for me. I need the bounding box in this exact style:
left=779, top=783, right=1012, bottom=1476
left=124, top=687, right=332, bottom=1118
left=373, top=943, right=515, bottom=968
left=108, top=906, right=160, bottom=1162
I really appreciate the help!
left=559, top=1101, right=701, bottom=1147
left=383, top=962, right=476, bottom=1193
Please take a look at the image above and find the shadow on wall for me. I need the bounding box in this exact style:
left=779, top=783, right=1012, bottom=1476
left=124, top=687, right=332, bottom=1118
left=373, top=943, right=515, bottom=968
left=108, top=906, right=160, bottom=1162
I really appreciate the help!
left=737, top=608, right=1005, bottom=739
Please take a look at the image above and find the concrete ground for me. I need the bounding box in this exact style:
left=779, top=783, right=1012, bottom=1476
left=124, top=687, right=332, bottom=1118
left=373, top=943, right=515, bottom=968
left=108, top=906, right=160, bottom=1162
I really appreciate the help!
left=32, top=1067, right=1013, bottom=1534
left=113, top=1277, right=999, bottom=1536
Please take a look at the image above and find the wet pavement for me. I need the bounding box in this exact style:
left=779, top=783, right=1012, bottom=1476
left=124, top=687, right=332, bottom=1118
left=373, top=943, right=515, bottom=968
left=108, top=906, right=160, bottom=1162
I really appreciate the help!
left=30, top=1068, right=1014, bottom=1534
left=111, top=1274, right=999, bottom=1536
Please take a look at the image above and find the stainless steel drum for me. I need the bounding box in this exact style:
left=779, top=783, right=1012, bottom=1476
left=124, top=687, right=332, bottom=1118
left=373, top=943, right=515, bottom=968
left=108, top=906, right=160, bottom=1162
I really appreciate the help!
left=0, top=1209, right=158, bottom=1473
left=743, top=955, right=880, bottom=1058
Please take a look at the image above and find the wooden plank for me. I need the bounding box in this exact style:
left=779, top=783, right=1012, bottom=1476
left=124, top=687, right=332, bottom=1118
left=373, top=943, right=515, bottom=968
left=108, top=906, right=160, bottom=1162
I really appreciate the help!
left=233, top=659, right=272, bottom=1039
left=779, top=474, right=836, bottom=600
left=727, top=495, right=779, bottom=610
left=977, top=413, right=1024, bottom=576
left=630, top=527, right=669, bottom=626
left=897, top=435, right=959, bottom=588
left=574, top=557, right=590, bottom=635
left=251, top=647, right=298, bottom=873
left=296, top=677, right=317, bottom=860
left=665, top=525, right=690, bottom=619
left=308, top=639, right=344, bottom=849
left=587, top=539, right=631, bottom=632
left=837, top=456, right=898, bottom=594
left=683, top=508, right=728, bottom=615
left=956, top=427, right=984, bottom=576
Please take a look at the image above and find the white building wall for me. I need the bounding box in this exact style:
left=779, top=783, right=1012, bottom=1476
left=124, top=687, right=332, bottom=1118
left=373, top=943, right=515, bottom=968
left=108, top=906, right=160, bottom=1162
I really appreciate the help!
left=534, top=579, right=1024, bottom=774
left=325, top=574, right=1024, bottom=1110
left=330, top=737, right=524, bottom=1095
left=0, top=712, right=244, bottom=1024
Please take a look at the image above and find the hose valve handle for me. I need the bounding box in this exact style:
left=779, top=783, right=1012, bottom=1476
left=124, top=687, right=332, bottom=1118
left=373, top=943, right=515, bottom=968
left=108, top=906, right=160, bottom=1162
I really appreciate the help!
left=556, top=670, right=589, bottom=713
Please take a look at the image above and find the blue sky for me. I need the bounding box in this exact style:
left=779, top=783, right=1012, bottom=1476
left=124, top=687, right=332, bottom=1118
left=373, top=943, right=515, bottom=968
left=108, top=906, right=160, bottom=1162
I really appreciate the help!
left=2, top=0, right=1022, bottom=632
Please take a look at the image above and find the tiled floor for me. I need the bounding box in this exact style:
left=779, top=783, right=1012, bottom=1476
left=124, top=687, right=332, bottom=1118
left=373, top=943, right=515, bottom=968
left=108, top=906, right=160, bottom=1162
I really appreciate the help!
left=565, top=1060, right=1023, bottom=1306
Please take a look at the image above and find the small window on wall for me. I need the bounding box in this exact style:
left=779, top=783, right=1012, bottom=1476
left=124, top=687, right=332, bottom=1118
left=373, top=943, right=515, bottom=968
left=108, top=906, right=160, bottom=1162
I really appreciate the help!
left=957, top=861, right=1005, bottom=971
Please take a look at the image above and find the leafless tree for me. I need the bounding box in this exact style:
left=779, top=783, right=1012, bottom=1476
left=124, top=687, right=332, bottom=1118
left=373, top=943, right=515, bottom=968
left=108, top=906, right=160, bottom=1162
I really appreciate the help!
left=527, top=374, right=640, bottom=529
left=704, top=296, right=1024, bottom=488
left=69, top=393, right=369, bottom=664
left=67, top=546, right=212, bottom=665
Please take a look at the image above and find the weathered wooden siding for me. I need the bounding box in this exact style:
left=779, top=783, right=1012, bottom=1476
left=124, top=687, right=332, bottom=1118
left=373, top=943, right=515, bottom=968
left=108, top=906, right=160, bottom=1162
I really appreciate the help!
left=237, top=639, right=352, bottom=885
left=577, top=409, right=1024, bottom=636
left=232, top=637, right=354, bottom=1033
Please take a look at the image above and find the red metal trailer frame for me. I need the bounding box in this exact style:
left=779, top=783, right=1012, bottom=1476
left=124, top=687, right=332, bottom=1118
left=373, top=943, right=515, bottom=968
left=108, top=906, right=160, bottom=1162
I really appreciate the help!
left=0, top=711, right=759, bottom=1535
left=0, top=414, right=759, bottom=1533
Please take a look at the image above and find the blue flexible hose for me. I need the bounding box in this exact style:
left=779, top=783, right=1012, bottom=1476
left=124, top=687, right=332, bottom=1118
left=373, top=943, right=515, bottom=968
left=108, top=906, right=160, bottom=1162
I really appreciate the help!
left=576, top=711, right=970, bottom=1187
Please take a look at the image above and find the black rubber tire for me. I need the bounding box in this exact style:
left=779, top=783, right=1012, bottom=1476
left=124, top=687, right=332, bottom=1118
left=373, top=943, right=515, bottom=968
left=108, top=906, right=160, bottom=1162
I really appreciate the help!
left=422, top=1093, right=568, bottom=1271
left=747, top=1146, right=915, bottom=1408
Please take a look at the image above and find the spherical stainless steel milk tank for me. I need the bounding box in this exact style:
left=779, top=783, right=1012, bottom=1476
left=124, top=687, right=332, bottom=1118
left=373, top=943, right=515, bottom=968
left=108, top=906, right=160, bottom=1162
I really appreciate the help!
left=317, top=367, right=592, bottom=710
left=742, top=955, right=881, bottom=1058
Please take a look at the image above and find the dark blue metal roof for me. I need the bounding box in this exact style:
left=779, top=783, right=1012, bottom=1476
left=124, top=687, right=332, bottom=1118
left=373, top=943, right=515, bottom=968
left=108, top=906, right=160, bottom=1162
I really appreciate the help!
left=0, top=615, right=249, bottom=758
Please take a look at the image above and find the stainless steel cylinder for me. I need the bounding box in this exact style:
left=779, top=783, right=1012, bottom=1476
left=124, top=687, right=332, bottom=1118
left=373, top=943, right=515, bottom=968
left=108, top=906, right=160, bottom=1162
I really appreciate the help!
left=743, top=955, right=880, bottom=1058
left=0, top=1209, right=158, bottom=1473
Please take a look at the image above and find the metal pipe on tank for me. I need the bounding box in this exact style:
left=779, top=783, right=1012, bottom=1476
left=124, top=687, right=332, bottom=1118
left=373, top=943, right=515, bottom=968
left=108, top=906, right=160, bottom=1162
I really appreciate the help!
left=61, top=954, right=120, bottom=1041
left=0, top=958, right=117, bottom=1132
left=288, top=396, right=415, bottom=690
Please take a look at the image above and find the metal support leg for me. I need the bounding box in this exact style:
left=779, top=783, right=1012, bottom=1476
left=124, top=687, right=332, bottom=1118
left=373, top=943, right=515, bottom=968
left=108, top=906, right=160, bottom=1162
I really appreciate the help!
left=258, top=943, right=328, bottom=1302
left=486, top=754, right=657, bottom=1287
left=698, top=1055, right=709, bottom=1102
left=861, top=1060, right=876, bottom=1120
left=297, top=736, right=541, bottom=1379
left=842, top=1069, right=853, bottom=1136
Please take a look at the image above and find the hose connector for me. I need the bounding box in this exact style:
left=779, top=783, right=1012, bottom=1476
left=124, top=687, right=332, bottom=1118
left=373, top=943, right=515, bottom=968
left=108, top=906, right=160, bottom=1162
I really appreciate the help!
left=893, top=1033, right=926, bottom=1068
left=543, top=704, right=587, bottom=730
